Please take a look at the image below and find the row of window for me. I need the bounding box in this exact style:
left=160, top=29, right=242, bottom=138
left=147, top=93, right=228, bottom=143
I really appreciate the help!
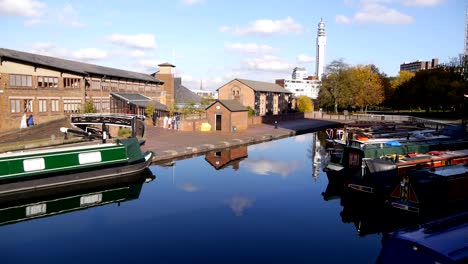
left=10, top=99, right=80, bottom=113
left=9, top=74, right=160, bottom=92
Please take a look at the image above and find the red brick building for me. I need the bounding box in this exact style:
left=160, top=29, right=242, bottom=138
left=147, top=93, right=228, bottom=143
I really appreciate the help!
left=205, top=100, right=248, bottom=132
left=217, top=79, right=292, bottom=116
left=0, top=48, right=166, bottom=133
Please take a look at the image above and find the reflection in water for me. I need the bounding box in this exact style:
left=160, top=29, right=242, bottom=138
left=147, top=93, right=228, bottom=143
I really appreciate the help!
left=331, top=180, right=468, bottom=237
left=180, top=183, right=199, bottom=192
left=205, top=146, right=248, bottom=170
left=307, top=133, right=329, bottom=182
left=243, top=159, right=299, bottom=178
left=0, top=169, right=155, bottom=226
left=227, top=196, right=255, bottom=216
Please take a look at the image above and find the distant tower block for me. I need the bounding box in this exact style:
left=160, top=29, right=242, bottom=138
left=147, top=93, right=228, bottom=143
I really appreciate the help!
left=465, top=8, right=468, bottom=56
left=316, top=18, right=326, bottom=81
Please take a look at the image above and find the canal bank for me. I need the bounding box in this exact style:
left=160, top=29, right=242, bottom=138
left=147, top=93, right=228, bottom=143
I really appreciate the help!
left=143, top=118, right=342, bottom=164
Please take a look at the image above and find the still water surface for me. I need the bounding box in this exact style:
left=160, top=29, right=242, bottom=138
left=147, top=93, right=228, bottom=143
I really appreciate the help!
left=0, top=133, right=386, bottom=263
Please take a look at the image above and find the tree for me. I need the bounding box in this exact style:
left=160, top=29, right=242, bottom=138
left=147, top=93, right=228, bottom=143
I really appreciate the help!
left=145, top=101, right=155, bottom=118
left=247, top=106, right=256, bottom=117
left=349, top=65, right=384, bottom=112
left=200, top=96, right=215, bottom=107
left=317, top=59, right=350, bottom=113
left=82, top=101, right=97, bottom=113
left=297, top=96, right=313, bottom=112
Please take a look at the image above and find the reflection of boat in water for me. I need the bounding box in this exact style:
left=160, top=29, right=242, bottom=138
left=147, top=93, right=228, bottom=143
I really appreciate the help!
left=0, top=168, right=155, bottom=226
left=338, top=184, right=467, bottom=237
left=205, top=146, right=248, bottom=170
left=0, top=114, right=153, bottom=183
left=376, top=212, right=468, bottom=264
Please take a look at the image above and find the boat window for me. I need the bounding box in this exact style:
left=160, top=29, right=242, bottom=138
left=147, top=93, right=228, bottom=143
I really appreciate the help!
left=23, top=158, right=45, bottom=172
left=26, top=204, right=47, bottom=217
left=80, top=194, right=103, bottom=206
left=78, top=152, right=102, bottom=164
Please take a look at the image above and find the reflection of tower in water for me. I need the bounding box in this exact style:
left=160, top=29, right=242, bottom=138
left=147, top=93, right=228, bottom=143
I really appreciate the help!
left=308, top=133, right=326, bottom=182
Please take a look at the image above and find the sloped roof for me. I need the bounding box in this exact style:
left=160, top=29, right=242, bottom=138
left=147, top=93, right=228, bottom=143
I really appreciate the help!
left=110, top=93, right=167, bottom=111
left=158, top=62, right=176, bottom=67
left=175, top=79, right=202, bottom=104
left=0, top=48, right=164, bottom=84
left=207, top=100, right=247, bottom=112
left=231, top=78, right=292, bottom=93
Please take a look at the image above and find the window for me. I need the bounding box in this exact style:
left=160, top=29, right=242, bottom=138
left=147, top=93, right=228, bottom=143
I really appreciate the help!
left=91, top=80, right=100, bottom=90
left=10, top=99, right=33, bottom=113
left=64, top=99, right=81, bottom=113
left=24, top=99, right=33, bottom=112
left=51, top=99, right=59, bottom=112
left=10, top=74, right=32, bottom=87
left=38, top=76, right=58, bottom=88
left=38, top=99, right=47, bottom=112
left=10, top=99, right=21, bottom=113
left=64, top=78, right=81, bottom=88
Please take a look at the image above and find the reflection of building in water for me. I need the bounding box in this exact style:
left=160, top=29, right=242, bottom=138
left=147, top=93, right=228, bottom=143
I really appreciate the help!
left=205, top=146, right=248, bottom=170
left=308, top=133, right=326, bottom=182
left=0, top=169, right=154, bottom=226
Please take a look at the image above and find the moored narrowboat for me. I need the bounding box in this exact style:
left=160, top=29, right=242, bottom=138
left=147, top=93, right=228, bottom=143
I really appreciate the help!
left=389, top=163, right=468, bottom=214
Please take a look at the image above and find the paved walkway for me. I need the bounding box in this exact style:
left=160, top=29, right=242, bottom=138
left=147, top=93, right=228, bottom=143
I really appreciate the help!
left=143, top=119, right=342, bottom=164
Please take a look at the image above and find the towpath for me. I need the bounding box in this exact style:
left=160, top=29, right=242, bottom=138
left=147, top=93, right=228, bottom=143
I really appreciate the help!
left=143, top=119, right=342, bottom=164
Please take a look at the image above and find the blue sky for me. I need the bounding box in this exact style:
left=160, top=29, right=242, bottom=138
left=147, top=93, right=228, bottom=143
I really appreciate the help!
left=0, top=0, right=465, bottom=90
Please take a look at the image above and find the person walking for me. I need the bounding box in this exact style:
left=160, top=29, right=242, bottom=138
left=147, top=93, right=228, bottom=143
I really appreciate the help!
left=20, top=114, right=27, bottom=128
left=27, top=114, right=34, bottom=127
left=176, top=115, right=181, bottom=131
left=163, top=115, right=168, bottom=128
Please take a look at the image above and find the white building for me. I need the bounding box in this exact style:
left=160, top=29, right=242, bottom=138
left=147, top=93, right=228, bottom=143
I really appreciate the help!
left=190, top=89, right=218, bottom=99
left=316, top=18, right=326, bottom=81
left=282, top=67, right=321, bottom=99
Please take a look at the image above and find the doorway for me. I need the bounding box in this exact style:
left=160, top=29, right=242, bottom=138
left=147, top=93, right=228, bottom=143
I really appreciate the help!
left=215, top=114, right=222, bottom=131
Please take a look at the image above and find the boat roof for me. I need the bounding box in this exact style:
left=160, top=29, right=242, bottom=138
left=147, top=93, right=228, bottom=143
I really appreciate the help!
left=0, top=142, right=120, bottom=159
left=390, top=212, right=468, bottom=262
left=407, top=163, right=468, bottom=177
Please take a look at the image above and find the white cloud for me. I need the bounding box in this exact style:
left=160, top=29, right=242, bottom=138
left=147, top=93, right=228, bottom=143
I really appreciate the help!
left=399, top=0, right=445, bottom=7
left=130, top=50, right=146, bottom=58
left=106, top=33, right=157, bottom=49
left=58, top=4, right=85, bottom=28
left=234, top=16, right=303, bottom=36
left=0, top=0, right=46, bottom=17
left=335, top=14, right=352, bottom=24
left=182, top=0, right=205, bottom=5
left=219, top=26, right=230, bottom=33
left=226, top=196, right=254, bottom=216
left=296, top=54, right=314, bottom=63
left=135, top=59, right=163, bottom=73
left=72, top=48, right=108, bottom=61
left=24, top=18, right=42, bottom=26
left=243, top=55, right=293, bottom=72
left=30, top=42, right=68, bottom=58
left=338, top=0, right=444, bottom=24
left=225, top=42, right=276, bottom=54
left=355, top=2, right=413, bottom=24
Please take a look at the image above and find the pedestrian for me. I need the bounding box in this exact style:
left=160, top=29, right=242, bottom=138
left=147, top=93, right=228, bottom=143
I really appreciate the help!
left=20, top=114, right=27, bottom=128
left=152, top=111, right=157, bottom=127
left=163, top=115, right=168, bottom=128
left=27, top=114, right=34, bottom=127
left=171, top=116, right=175, bottom=130
left=176, top=115, right=181, bottom=131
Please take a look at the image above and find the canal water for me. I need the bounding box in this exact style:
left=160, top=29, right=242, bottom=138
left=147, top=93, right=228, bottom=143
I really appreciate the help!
left=1, top=133, right=389, bottom=263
